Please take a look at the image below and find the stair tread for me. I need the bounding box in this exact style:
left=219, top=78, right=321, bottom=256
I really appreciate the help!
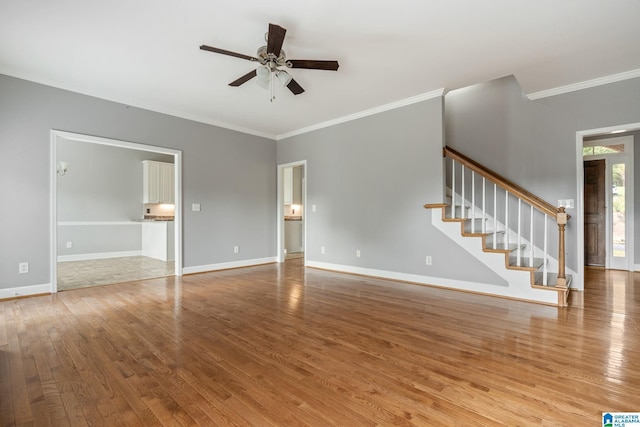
left=534, top=272, right=573, bottom=287
left=485, top=243, right=525, bottom=251
left=484, top=231, right=507, bottom=239
left=463, top=218, right=494, bottom=233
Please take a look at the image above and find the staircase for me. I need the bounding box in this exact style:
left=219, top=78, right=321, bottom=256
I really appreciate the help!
left=425, top=146, right=571, bottom=307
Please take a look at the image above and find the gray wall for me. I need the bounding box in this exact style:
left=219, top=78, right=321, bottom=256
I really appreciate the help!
left=56, top=140, right=173, bottom=257
left=0, top=73, right=276, bottom=291
left=277, top=98, right=506, bottom=284
left=57, top=139, right=173, bottom=221
left=445, top=75, right=640, bottom=271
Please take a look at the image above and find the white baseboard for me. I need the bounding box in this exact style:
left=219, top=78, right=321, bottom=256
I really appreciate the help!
left=58, top=250, right=142, bottom=262
left=0, top=283, right=51, bottom=300
left=305, top=260, right=559, bottom=306
left=182, top=257, right=277, bottom=275
left=306, top=261, right=501, bottom=289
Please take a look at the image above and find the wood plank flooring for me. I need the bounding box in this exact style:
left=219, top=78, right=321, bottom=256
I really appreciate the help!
left=1, top=261, right=639, bottom=426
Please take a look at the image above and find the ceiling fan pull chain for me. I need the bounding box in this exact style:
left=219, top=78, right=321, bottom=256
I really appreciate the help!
left=270, top=72, right=275, bottom=102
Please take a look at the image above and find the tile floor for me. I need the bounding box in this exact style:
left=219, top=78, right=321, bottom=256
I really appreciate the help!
left=57, top=256, right=174, bottom=291
left=285, top=252, right=304, bottom=260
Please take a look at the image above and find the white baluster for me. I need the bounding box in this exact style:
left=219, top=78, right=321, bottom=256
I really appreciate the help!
left=517, top=198, right=522, bottom=267
left=543, top=214, right=548, bottom=286
left=493, top=183, right=497, bottom=249
left=529, top=206, right=534, bottom=267
left=451, top=159, right=456, bottom=219
left=471, top=171, right=475, bottom=233
left=482, top=177, right=486, bottom=233
left=505, top=190, right=509, bottom=249
left=461, top=167, right=465, bottom=220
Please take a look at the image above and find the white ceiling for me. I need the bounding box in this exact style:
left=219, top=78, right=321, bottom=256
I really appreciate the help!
left=1, top=0, right=639, bottom=139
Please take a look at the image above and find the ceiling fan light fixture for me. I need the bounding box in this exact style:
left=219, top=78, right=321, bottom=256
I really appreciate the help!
left=276, top=70, right=292, bottom=86
left=256, top=65, right=271, bottom=81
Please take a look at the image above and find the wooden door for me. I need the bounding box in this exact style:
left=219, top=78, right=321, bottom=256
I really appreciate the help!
left=584, top=160, right=606, bottom=266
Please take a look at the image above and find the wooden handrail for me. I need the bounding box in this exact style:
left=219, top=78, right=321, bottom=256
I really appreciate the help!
left=444, top=146, right=562, bottom=219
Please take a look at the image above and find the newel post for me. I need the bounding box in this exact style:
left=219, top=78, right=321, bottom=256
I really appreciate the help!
left=556, top=207, right=567, bottom=288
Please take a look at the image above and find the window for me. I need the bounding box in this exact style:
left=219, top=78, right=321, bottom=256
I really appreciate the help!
left=582, top=144, right=625, bottom=156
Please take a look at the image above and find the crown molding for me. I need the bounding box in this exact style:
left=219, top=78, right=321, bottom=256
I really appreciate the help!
left=3, top=70, right=444, bottom=141
left=0, top=70, right=277, bottom=140
left=527, top=69, right=640, bottom=100
left=276, top=88, right=447, bottom=140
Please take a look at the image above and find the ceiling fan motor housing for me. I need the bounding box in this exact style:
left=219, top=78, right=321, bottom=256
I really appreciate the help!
left=257, top=46, right=288, bottom=70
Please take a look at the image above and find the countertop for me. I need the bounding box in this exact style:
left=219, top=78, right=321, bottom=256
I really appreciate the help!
left=132, top=217, right=174, bottom=222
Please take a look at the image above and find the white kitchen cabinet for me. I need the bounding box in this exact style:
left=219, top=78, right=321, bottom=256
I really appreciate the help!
left=142, top=221, right=174, bottom=261
left=283, top=166, right=302, bottom=206
left=292, top=166, right=302, bottom=205
left=283, top=167, right=293, bottom=205
left=143, top=160, right=174, bottom=204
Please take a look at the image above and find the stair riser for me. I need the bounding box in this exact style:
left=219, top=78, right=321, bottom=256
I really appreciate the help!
left=445, top=206, right=471, bottom=218
left=508, top=256, right=544, bottom=269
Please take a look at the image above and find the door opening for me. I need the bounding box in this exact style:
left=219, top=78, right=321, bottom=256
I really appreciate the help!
left=580, top=134, right=635, bottom=273
left=278, top=161, right=306, bottom=263
left=50, top=130, right=183, bottom=293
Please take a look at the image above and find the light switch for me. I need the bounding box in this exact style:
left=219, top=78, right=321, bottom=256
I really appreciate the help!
left=558, top=199, right=575, bottom=209
left=192, top=203, right=201, bottom=212
left=312, top=204, right=317, bottom=212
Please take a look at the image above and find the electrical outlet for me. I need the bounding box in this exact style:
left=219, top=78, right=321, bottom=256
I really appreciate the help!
left=320, top=246, right=325, bottom=254
left=192, top=203, right=201, bottom=212
left=234, top=246, right=239, bottom=254
left=425, top=256, right=432, bottom=265
left=19, top=262, right=29, bottom=274
left=356, top=250, right=361, bottom=258
left=66, top=241, right=72, bottom=248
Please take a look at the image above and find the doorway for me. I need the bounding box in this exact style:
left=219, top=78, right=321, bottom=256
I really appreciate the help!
left=50, top=130, right=183, bottom=292
left=577, top=130, right=636, bottom=286
left=277, top=161, right=306, bottom=263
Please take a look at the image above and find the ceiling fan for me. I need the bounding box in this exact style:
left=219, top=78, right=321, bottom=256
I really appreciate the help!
left=200, top=23, right=339, bottom=98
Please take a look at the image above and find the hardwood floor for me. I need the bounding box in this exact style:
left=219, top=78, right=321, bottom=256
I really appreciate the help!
left=1, top=262, right=638, bottom=426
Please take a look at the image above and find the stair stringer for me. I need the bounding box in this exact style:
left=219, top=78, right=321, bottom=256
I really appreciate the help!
left=430, top=208, right=559, bottom=305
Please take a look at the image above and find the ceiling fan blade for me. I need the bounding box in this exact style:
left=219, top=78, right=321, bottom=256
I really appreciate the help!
left=267, top=23, right=287, bottom=57
left=200, top=45, right=258, bottom=62
left=288, top=60, right=339, bottom=71
left=286, top=79, right=305, bottom=95
left=229, top=70, right=257, bottom=87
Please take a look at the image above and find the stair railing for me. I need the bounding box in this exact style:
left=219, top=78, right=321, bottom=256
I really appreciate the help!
left=444, top=146, right=569, bottom=287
